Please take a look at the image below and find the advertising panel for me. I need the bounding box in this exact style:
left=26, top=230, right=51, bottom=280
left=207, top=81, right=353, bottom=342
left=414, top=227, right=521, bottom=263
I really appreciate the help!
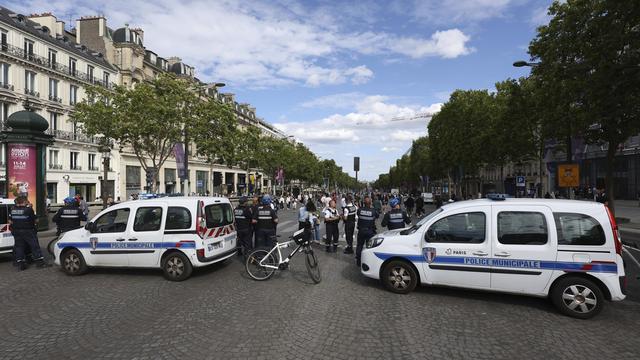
left=558, top=164, right=580, bottom=188
left=7, top=143, right=37, bottom=211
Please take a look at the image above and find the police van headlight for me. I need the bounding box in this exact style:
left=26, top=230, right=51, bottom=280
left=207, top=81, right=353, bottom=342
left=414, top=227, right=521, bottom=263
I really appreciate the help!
left=366, top=236, right=384, bottom=249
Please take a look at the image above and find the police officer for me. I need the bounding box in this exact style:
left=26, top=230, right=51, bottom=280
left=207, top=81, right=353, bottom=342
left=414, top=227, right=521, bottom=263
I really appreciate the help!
left=252, top=195, right=278, bottom=248
left=342, top=195, right=357, bottom=254
left=52, top=196, right=87, bottom=235
left=234, top=196, right=253, bottom=257
left=356, top=196, right=378, bottom=266
left=382, top=197, right=411, bottom=230
left=323, top=200, right=340, bottom=252
left=9, top=196, right=49, bottom=270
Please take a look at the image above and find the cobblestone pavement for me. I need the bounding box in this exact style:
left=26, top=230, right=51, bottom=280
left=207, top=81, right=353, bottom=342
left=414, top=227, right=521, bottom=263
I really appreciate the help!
left=1, top=206, right=639, bottom=359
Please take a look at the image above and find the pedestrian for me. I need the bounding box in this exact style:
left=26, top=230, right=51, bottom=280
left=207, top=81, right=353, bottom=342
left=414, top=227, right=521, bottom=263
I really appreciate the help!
left=45, top=197, right=51, bottom=213
left=52, top=196, right=87, bottom=235
left=356, top=196, right=378, bottom=266
left=595, top=188, right=608, bottom=206
left=9, top=196, right=49, bottom=270
left=323, top=200, right=340, bottom=252
left=435, top=195, right=443, bottom=209
left=382, top=197, right=411, bottom=230
left=251, top=195, right=260, bottom=247
left=298, top=200, right=310, bottom=230
left=77, top=195, right=89, bottom=218
left=415, top=195, right=424, bottom=217
left=404, top=194, right=415, bottom=217
left=544, top=192, right=552, bottom=199
left=234, top=196, right=253, bottom=258
left=252, top=195, right=278, bottom=248
left=373, top=195, right=382, bottom=217
left=342, top=195, right=357, bottom=254
left=305, top=201, right=321, bottom=242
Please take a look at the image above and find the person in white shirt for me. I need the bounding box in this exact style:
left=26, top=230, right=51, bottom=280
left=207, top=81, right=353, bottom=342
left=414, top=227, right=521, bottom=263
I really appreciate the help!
left=323, top=200, right=340, bottom=252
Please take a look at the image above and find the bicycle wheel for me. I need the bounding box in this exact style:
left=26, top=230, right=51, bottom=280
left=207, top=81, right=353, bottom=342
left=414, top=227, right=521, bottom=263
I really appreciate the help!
left=47, top=236, right=60, bottom=258
left=245, top=248, right=278, bottom=281
left=304, top=245, right=321, bottom=284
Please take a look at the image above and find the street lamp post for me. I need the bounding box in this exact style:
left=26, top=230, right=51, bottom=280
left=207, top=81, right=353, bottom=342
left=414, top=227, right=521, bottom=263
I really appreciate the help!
left=99, top=140, right=111, bottom=209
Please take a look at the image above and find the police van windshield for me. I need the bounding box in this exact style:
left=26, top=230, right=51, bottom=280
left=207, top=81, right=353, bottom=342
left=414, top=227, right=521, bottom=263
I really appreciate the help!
left=205, top=204, right=234, bottom=228
left=400, top=208, right=442, bottom=235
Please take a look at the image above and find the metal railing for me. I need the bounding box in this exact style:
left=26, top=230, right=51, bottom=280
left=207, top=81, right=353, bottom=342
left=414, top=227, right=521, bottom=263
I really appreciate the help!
left=48, top=164, right=63, bottom=170
left=0, top=43, right=115, bottom=90
left=24, top=88, right=39, bottom=97
left=45, top=128, right=101, bottom=145
left=48, top=94, right=62, bottom=103
left=70, top=165, right=82, bottom=171
left=0, top=82, right=13, bottom=91
left=88, top=166, right=99, bottom=171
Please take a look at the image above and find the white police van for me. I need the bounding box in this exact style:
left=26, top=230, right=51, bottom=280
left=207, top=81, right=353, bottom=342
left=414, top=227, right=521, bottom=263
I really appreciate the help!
left=0, top=198, right=15, bottom=255
left=54, top=197, right=237, bottom=281
left=360, top=195, right=627, bottom=319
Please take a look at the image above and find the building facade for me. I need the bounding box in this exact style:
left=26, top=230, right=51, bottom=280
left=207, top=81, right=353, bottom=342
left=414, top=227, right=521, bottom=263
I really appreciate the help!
left=0, top=8, right=118, bottom=203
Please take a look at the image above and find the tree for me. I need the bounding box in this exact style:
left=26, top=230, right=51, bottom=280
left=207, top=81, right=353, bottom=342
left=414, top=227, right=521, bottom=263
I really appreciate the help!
left=190, top=98, right=238, bottom=167
left=529, top=0, right=640, bottom=213
left=74, top=74, right=222, bottom=192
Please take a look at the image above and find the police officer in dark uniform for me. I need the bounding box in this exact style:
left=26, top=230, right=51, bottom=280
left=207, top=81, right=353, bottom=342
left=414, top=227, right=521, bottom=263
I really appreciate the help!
left=52, top=196, right=87, bottom=235
left=342, top=195, right=357, bottom=254
left=10, top=196, right=49, bottom=270
left=234, top=196, right=253, bottom=257
left=356, top=196, right=378, bottom=266
left=382, top=197, right=411, bottom=230
left=252, top=195, right=278, bottom=248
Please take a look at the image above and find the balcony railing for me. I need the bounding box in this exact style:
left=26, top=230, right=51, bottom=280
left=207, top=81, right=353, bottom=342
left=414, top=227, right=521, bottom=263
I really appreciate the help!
left=70, top=165, right=82, bottom=171
left=88, top=166, right=99, bottom=171
left=48, top=94, right=62, bottom=103
left=24, top=88, right=39, bottom=97
left=48, top=164, right=63, bottom=170
left=0, top=82, right=13, bottom=91
left=0, top=43, right=115, bottom=90
left=46, top=128, right=101, bottom=145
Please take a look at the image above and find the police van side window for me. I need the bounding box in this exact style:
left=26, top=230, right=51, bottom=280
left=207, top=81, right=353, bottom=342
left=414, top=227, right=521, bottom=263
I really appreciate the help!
left=426, top=212, right=485, bottom=243
left=95, top=208, right=130, bottom=233
left=553, top=213, right=605, bottom=246
left=205, top=204, right=233, bottom=228
left=165, top=207, right=191, bottom=230
left=498, top=212, right=548, bottom=245
left=134, top=207, right=163, bottom=232
left=0, top=205, right=7, bottom=224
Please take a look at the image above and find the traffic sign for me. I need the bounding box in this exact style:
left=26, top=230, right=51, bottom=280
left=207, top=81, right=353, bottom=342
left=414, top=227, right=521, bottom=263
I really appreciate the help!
left=558, top=164, right=580, bottom=187
left=516, top=176, right=526, bottom=187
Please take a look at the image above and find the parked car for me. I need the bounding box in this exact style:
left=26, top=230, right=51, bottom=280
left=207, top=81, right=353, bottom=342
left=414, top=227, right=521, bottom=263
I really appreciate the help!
left=360, top=195, right=626, bottom=319
left=422, top=192, right=434, bottom=204
left=54, top=197, right=237, bottom=281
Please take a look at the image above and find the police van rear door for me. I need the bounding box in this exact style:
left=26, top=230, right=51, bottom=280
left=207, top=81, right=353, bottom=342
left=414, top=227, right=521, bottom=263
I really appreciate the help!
left=201, top=202, right=236, bottom=260
left=0, top=203, right=13, bottom=253
left=422, top=206, right=491, bottom=289
left=490, top=205, right=556, bottom=294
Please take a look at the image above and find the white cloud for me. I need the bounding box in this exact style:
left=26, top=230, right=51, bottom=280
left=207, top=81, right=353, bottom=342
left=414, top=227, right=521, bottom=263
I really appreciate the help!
left=300, top=92, right=366, bottom=110
left=275, top=95, right=442, bottom=179
left=406, top=0, right=517, bottom=25
left=530, top=6, right=552, bottom=27
left=10, top=0, right=473, bottom=87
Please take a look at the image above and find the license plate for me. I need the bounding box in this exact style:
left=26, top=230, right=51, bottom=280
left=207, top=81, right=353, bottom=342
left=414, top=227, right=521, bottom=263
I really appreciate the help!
left=208, top=242, right=223, bottom=251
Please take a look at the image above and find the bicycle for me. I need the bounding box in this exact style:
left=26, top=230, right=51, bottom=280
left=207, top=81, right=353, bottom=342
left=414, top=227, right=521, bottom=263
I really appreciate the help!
left=245, top=226, right=321, bottom=284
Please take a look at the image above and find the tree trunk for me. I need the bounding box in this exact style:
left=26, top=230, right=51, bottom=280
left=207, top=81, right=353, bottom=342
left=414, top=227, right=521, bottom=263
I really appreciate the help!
left=605, top=142, right=617, bottom=215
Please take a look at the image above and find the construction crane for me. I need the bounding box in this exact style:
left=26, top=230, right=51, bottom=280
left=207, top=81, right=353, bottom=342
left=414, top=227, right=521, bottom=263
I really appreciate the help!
left=355, top=112, right=434, bottom=125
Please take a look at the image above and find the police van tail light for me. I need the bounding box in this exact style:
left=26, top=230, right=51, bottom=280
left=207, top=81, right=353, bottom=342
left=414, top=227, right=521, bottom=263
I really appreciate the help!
left=605, top=205, right=622, bottom=256
left=196, top=200, right=206, bottom=239
left=197, top=248, right=205, bottom=259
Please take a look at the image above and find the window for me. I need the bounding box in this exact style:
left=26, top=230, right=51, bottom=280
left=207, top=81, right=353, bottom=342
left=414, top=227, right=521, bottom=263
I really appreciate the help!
left=49, top=112, right=58, bottom=131
left=426, top=212, right=486, bottom=243
left=126, top=166, right=141, bottom=190
left=70, top=85, right=78, bottom=105
left=48, top=78, right=59, bottom=100
left=87, top=65, right=94, bottom=82
left=48, top=149, right=59, bottom=168
left=133, top=207, right=163, bottom=232
left=103, top=72, right=109, bottom=85
left=0, top=62, right=9, bottom=87
left=69, top=58, right=77, bottom=76
left=204, top=204, right=233, bottom=228
left=70, top=151, right=80, bottom=170
left=0, top=204, right=11, bottom=224
left=88, top=153, right=96, bottom=171
left=1, top=29, right=7, bottom=51
left=1, top=102, right=9, bottom=122
left=23, top=39, right=34, bottom=60
left=48, top=49, right=57, bottom=68
left=24, top=71, right=36, bottom=94
left=165, top=207, right=192, bottom=230
left=554, top=213, right=606, bottom=246
left=94, top=208, right=130, bottom=233
left=498, top=212, right=548, bottom=245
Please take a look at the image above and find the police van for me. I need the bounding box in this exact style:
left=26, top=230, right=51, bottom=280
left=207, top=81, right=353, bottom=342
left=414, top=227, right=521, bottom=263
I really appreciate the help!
left=54, top=197, right=237, bottom=281
left=360, top=195, right=627, bottom=319
left=0, top=198, right=15, bottom=255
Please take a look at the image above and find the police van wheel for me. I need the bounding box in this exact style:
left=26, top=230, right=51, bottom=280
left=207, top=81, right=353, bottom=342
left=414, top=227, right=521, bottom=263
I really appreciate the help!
left=382, top=260, right=417, bottom=294
left=162, top=252, right=193, bottom=282
left=551, top=277, right=604, bottom=319
left=61, top=249, right=88, bottom=276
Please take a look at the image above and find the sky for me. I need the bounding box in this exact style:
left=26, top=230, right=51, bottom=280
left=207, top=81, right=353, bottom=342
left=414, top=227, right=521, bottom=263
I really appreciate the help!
left=5, top=0, right=553, bottom=181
